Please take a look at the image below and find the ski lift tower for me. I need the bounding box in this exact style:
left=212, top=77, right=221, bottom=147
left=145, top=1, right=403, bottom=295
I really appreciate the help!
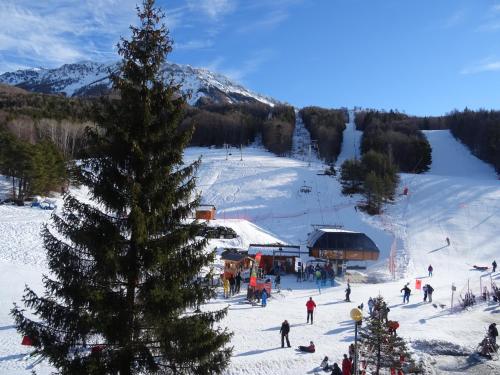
left=308, top=140, right=318, bottom=167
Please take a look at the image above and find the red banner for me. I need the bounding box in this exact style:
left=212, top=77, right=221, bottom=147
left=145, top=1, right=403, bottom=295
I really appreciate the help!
left=249, top=252, right=262, bottom=287
left=415, top=279, right=422, bottom=290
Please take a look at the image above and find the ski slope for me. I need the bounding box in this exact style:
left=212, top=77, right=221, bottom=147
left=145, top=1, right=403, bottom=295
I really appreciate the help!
left=0, top=129, right=499, bottom=374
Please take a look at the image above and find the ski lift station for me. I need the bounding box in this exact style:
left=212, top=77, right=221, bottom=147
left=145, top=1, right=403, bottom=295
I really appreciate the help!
left=306, top=226, right=380, bottom=270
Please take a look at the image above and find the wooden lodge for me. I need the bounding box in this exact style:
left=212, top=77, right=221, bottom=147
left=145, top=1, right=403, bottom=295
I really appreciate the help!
left=248, top=244, right=302, bottom=275
left=195, top=204, right=216, bottom=221
left=307, top=227, right=380, bottom=262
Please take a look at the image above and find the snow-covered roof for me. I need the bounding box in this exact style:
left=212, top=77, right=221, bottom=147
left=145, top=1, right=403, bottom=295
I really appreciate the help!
left=248, top=244, right=302, bottom=257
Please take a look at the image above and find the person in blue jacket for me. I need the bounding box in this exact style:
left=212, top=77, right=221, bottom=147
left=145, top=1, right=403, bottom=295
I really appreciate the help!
left=261, top=289, right=268, bottom=307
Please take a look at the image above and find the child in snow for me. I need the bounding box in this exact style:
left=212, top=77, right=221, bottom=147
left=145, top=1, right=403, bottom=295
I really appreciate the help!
left=298, top=341, right=315, bottom=353
left=320, top=356, right=331, bottom=371
left=261, top=289, right=268, bottom=307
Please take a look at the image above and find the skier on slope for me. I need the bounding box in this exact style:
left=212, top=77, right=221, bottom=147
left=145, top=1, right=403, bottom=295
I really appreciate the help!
left=493, top=260, right=497, bottom=273
left=423, top=284, right=428, bottom=302
left=275, top=274, right=281, bottom=292
left=401, top=284, right=411, bottom=304
left=428, top=264, right=433, bottom=277
left=446, top=237, right=450, bottom=246
left=426, top=284, right=434, bottom=303
left=345, top=283, right=351, bottom=302
left=306, top=297, right=317, bottom=324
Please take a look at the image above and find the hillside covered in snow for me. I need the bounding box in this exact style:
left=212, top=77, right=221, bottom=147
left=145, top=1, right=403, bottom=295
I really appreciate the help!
left=0, top=115, right=499, bottom=374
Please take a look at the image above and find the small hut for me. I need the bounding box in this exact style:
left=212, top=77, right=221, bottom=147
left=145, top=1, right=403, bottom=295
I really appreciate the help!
left=196, top=204, right=216, bottom=220
left=248, top=244, right=302, bottom=275
left=220, top=249, right=250, bottom=279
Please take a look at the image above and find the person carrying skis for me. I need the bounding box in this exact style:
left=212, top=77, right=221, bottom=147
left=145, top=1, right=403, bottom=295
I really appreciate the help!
left=428, top=265, right=433, bottom=277
left=280, top=319, right=291, bottom=348
left=401, top=284, right=411, bottom=304
left=306, top=297, right=317, bottom=324
left=342, top=354, right=351, bottom=375
left=345, top=283, right=351, bottom=302
left=261, top=288, right=268, bottom=307
left=493, top=260, right=497, bottom=273
left=427, top=284, right=434, bottom=303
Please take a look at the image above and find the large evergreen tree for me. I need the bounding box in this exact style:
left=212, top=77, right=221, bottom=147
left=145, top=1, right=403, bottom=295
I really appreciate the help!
left=11, top=1, right=232, bottom=374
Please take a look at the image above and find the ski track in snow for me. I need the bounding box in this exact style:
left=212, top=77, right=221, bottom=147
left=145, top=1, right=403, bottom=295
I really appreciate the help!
left=0, top=127, right=499, bottom=374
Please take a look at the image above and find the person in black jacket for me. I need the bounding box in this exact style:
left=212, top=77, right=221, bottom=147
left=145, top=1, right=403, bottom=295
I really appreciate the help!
left=330, top=363, right=342, bottom=375
left=280, top=320, right=291, bottom=348
left=493, top=260, right=497, bottom=273
left=489, top=322, right=498, bottom=345
left=235, top=272, right=242, bottom=293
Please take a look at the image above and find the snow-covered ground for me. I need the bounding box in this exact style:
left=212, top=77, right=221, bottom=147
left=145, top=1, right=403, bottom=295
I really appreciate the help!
left=0, top=128, right=498, bottom=374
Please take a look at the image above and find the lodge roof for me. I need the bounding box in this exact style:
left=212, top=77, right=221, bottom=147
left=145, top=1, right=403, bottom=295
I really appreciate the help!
left=307, top=229, right=380, bottom=253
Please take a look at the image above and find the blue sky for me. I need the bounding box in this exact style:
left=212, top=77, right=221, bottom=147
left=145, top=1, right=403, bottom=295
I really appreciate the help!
left=1, top=0, right=500, bottom=115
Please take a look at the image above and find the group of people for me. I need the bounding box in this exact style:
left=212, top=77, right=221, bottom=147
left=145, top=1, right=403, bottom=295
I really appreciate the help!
left=297, top=263, right=337, bottom=288
left=320, top=350, right=358, bottom=374
left=367, top=297, right=390, bottom=321
left=222, top=272, right=242, bottom=298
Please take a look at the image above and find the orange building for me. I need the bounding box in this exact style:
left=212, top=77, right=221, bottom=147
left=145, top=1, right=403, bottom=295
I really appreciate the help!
left=195, top=204, right=216, bottom=220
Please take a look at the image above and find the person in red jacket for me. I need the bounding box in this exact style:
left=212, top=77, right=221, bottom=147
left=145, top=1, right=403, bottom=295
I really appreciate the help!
left=306, top=297, right=317, bottom=324
left=342, top=354, right=351, bottom=375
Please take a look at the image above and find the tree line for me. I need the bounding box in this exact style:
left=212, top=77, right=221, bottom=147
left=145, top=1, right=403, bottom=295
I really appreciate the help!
left=182, top=103, right=296, bottom=156
left=355, top=110, right=432, bottom=173
left=299, top=107, right=347, bottom=163
left=0, top=126, right=66, bottom=200
left=445, top=109, right=500, bottom=173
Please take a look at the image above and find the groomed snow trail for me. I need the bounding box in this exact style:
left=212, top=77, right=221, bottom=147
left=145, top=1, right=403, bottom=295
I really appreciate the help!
left=336, top=109, right=361, bottom=166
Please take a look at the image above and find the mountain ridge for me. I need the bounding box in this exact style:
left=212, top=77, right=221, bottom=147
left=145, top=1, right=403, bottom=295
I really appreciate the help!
left=0, top=61, right=278, bottom=107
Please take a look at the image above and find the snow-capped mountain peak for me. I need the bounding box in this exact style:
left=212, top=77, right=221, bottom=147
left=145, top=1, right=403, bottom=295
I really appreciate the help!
left=0, top=61, right=277, bottom=107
